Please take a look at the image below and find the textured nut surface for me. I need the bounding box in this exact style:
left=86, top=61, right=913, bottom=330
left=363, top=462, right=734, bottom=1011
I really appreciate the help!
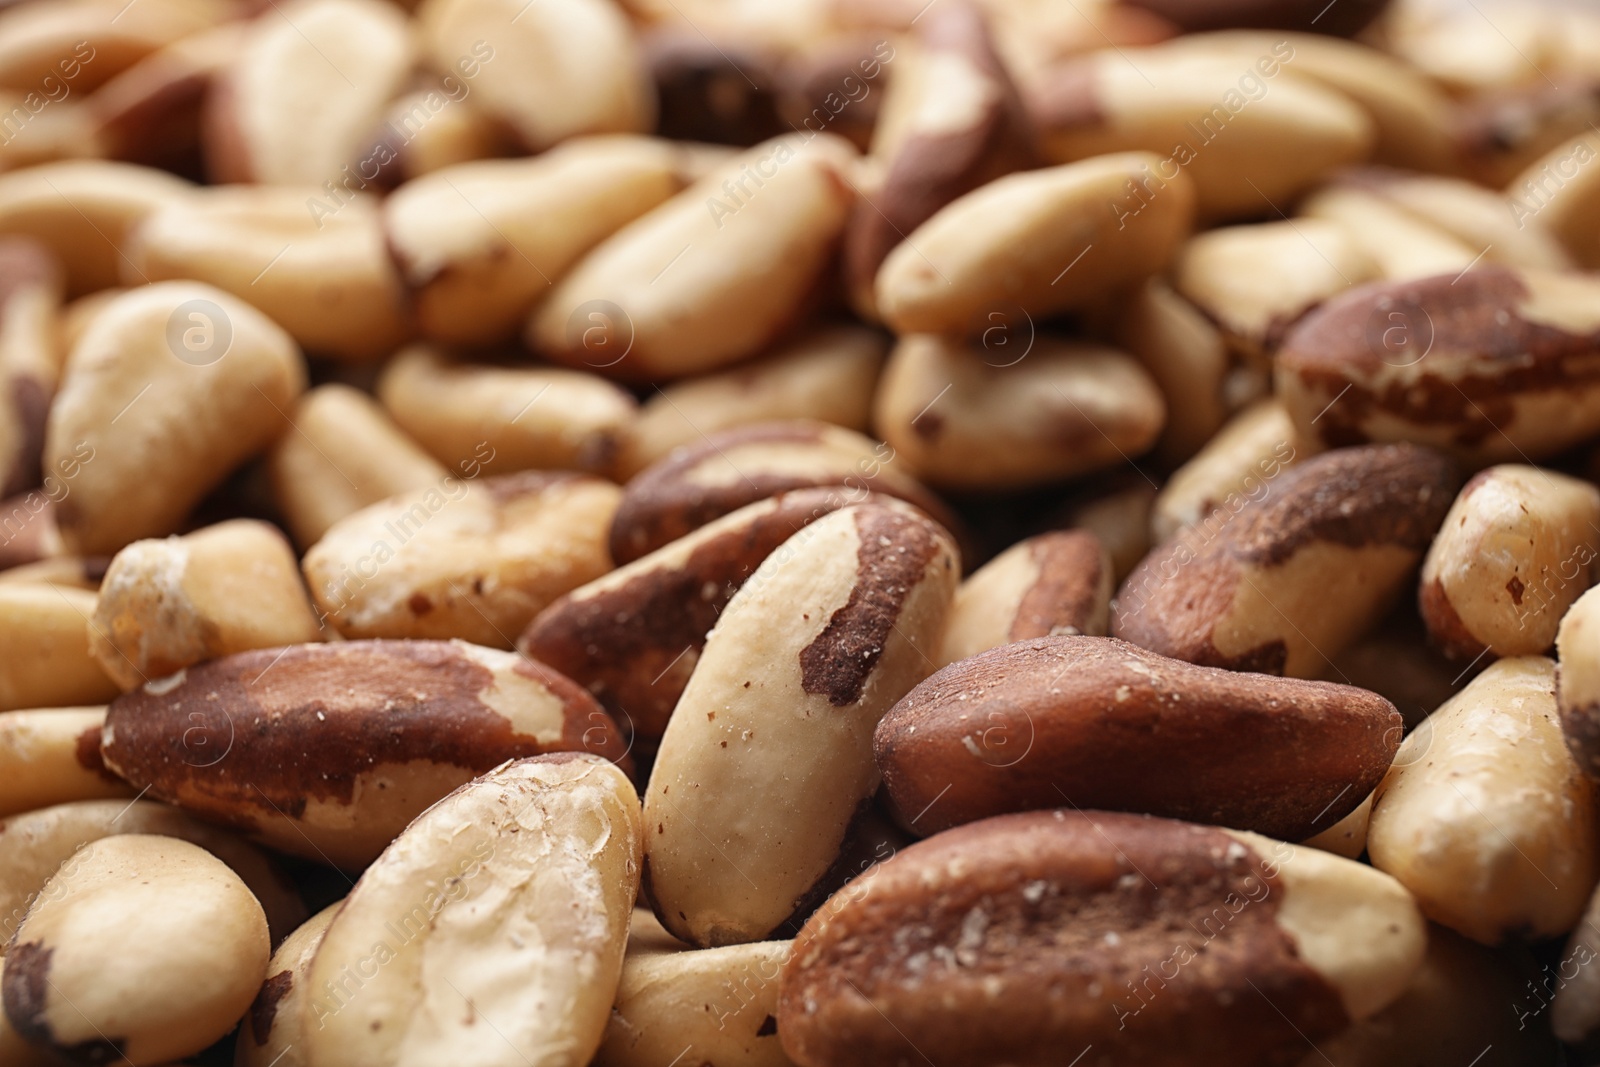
left=235, top=902, right=340, bottom=1067
left=778, top=809, right=1424, bottom=1067
left=302, top=754, right=642, bottom=1067
left=2, top=833, right=269, bottom=1065
left=0, top=585, right=117, bottom=711
left=100, top=639, right=629, bottom=867
left=643, top=504, right=957, bottom=947
left=1369, top=656, right=1599, bottom=944
left=1152, top=399, right=1302, bottom=543
left=880, top=636, right=1400, bottom=840
left=0, top=706, right=127, bottom=817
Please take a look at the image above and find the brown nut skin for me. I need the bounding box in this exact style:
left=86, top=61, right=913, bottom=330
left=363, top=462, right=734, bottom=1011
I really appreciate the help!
left=1113, top=444, right=1458, bottom=678
left=1119, top=0, right=1390, bottom=37
left=0, top=236, right=62, bottom=501
left=99, top=639, right=631, bottom=868
left=1277, top=266, right=1600, bottom=465
left=778, top=809, right=1425, bottom=1067
left=878, top=636, right=1400, bottom=841
left=608, top=420, right=957, bottom=565
left=1558, top=584, right=1600, bottom=780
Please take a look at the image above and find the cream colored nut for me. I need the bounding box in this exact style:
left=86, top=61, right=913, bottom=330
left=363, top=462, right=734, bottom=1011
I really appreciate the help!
left=0, top=585, right=117, bottom=711
left=937, top=529, right=1111, bottom=667
left=1558, top=584, right=1600, bottom=779
left=268, top=384, right=447, bottom=550
left=55, top=287, right=125, bottom=363
left=0, top=237, right=63, bottom=500
left=0, top=706, right=129, bottom=818
left=44, top=281, right=306, bottom=555
left=874, top=153, right=1194, bottom=336
left=530, top=134, right=856, bottom=380
left=371, top=86, right=518, bottom=183
left=418, top=0, right=653, bottom=150
left=303, top=754, right=642, bottom=1067
left=3, top=834, right=269, bottom=1064
left=1029, top=49, right=1372, bottom=219
left=377, top=346, right=636, bottom=477
left=0, top=160, right=190, bottom=295
left=1299, top=184, right=1479, bottom=282
left=384, top=136, right=686, bottom=347
left=1060, top=481, right=1157, bottom=583
left=644, top=504, right=957, bottom=947
left=127, top=185, right=412, bottom=362
left=235, top=902, right=341, bottom=1067
left=89, top=519, right=323, bottom=691
left=614, top=323, right=886, bottom=479
left=1172, top=219, right=1378, bottom=361
left=1508, top=131, right=1600, bottom=269
left=1383, top=3, right=1551, bottom=94
left=1370, top=656, right=1599, bottom=944
left=305, top=472, right=619, bottom=647
left=206, top=0, right=414, bottom=186
left=873, top=334, right=1164, bottom=491
left=1302, top=791, right=1373, bottom=861
left=0, top=96, right=100, bottom=172
left=1152, top=399, right=1303, bottom=543
left=595, top=940, right=793, bottom=1067
left=1277, top=267, right=1600, bottom=465
left=1419, top=465, right=1600, bottom=663
left=0, top=798, right=304, bottom=950
left=1115, top=444, right=1457, bottom=678
left=1113, top=277, right=1229, bottom=466
left=0, top=0, right=225, bottom=94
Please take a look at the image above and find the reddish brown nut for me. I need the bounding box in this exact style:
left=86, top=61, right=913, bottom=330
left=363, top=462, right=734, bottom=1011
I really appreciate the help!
left=1114, top=444, right=1458, bottom=677
left=879, top=635, right=1400, bottom=840
left=99, top=639, right=630, bottom=868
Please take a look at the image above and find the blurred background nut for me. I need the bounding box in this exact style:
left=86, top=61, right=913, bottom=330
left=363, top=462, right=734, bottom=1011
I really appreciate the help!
left=1112, top=277, right=1230, bottom=467
left=89, top=518, right=323, bottom=691
left=1117, top=0, right=1391, bottom=37
left=0, top=584, right=117, bottom=711
left=1297, top=181, right=1480, bottom=281
left=0, top=0, right=229, bottom=95
left=1509, top=131, right=1600, bottom=270
left=1150, top=399, right=1302, bottom=542
left=0, top=235, right=62, bottom=499
left=0, top=705, right=128, bottom=817
left=367, top=79, right=518, bottom=184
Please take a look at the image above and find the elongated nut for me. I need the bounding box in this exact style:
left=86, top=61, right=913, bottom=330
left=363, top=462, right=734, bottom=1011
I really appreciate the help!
left=937, top=530, right=1111, bottom=667
left=0, top=585, right=117, bottom=711
left=529, top=134, right=856, bottom=380
left=1115, top=444, right=1456, bottom=677
left=126, top=185, right=412, bottom=361
left=1507, top=131, right=1600, bottom=268
left=874, top=334, right=1165, bottom=491
left=304, top=472, right=620, bottom=647
left=302, top=754, right=642, bottom=1067
left=1277, top=267, right=1600, bottom=463
left=1419, top=465, right=1600, bottom=663
left=1557, top=585, right=1600, bottom=779
left=369, top=85, right=519, bottom=184
left=384, top=136, right=685, bottom=347
left=1118, top=0, right=1389, bottom=36
left=100, top=639, right=630, bottom=868
left=1369, top=656, right=1599, bottom=944
left=0, top=706, right=128, bottom=817
left=875, top=153, right=1194, bottom=337
left=377, top=346, right=637, bottom=476
left=1298, top=184, right=1479, bottom=281
left=0, top=0, right=223, bottom=93
left=1151, top=399, right=1303, bottom=543
left=614, top=323, right=887, bottom=479
left=267, top=384, right=448, bottom=550
left=778, top=810, right=1425, bottom=1067
left=1114, top=277, right=1229, bottom=466
left=881, top=636, right=1400, bottom=840
left=89, top=519, right=323, bottom=691
left=236, top=903, right=341, bottom=1067
left=1062, top=480, right=1158, bottom=582
left=44, top=281, right=306, bottom=555
left=206, top=0, right=414, bottom=186
left=643, top=504, right=957, bottom=947
left=0, top=237, right=63, bottom=500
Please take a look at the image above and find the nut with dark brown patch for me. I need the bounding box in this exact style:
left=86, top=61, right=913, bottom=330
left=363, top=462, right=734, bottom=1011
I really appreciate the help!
left=236, top=902, right=340, bottom=1067
left=880, top=635, right=1400, bottom=840
left=1557, top=585, right=1600, bottom=781
left=1118, top=0, right=1391, bottom=36
left=99, top=639, right=631, bottom=868
left=0, top=706, right=129, bottom=818
left=1114, top=443, right=1457, bottom=678
left=1152, top=399, right=1303, bottom=543
left=777, top=809, right=1425, bottom=1067
left=0, top=236, right=61, bottom=502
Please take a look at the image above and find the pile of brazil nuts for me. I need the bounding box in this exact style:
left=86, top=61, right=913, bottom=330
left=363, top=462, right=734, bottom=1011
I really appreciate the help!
left=8, top=0, right=1600, bottom=1064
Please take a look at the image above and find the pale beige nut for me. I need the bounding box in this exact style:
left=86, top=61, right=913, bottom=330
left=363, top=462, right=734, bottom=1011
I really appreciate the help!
left=0, top=96, right=101, bottom=172
left=1060, top=480, right=1157, bottom=582
left=235, top=903, right=341, bottom=1067
left=43, top=281, right=306, bottom=555
left=377, top=345, right=637, bottom=477
left=1151, top=399, right=1303, bottom=543
left=614, top=323, right=886, bottom=479
left=302, top=754, right=642, bottom=1067
left=874, top=152, right=1194, bottom=337
left=384, top=135, right=686, bottom=347
left=267, top=384, right=447, bottom=550
left=529, top=134, right=856, bottom=381
left=371, top=85, right=518, bottom=183
left=1384, top=3, right=1560, bottom=95
left=873, top=333, right=1164, bottom=491
left=0, top=160, right=190, bottom=295
left=0, top=237, right=63, bottom=500
left=1558, top=584, right=1600, bottom=779
left=55, top=287, right=125, bottom=362
left=0, top=0, right=227, bottom=94
left=127, top=184, right=412, bottom=362
left=89, top=519, right=323, bottom=691
left=643, top=504, right=957, bottom=947
left=0, top=585, right=117, bottom=711
left=936, top=529, right=1111, bottom=667
left=304, top=471, right=619, bottom=648
left=1419, top=465, right=1600, bottom=663
left=1298, top=184, right=1480, bottom=282
left=1302, top=791, right=1373, bottom=861
left=1113, top=277, right=1229, bottom=466
left=206, top=0, right=414, bottom=186
left=2, top=834, right=269, bottom=1064
left=0, top=798, right=305, bottom=950
left=1369, top=656, right=1599, bottom=944
left=0, top=706, right=128, bottom=818
left=417, top=0, right=654, bottom=151
left=1507, top=131, right=1600, bottom=269
left=1029, top=48, right=1373, bottom=219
